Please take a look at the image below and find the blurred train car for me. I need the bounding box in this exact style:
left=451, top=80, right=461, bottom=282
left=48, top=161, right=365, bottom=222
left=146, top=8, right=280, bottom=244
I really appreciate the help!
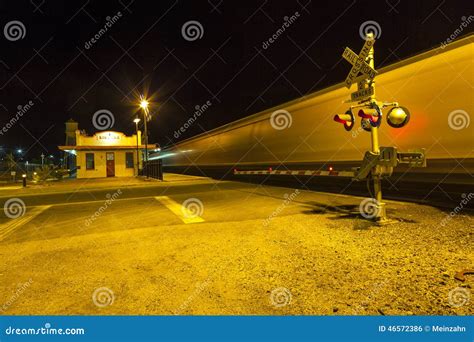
left=153, top=35, right=474, bottom=205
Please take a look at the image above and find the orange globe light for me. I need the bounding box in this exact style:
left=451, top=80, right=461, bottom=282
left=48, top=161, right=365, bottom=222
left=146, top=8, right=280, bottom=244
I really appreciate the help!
left=387, top=106, right=410, bottom=128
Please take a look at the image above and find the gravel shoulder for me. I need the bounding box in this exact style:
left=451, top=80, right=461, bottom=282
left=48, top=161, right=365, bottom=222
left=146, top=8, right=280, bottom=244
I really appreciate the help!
left=0, top=187, right=472, bottom=315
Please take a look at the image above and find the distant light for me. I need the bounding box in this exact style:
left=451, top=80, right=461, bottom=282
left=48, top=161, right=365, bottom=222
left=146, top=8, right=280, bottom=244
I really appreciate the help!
left=17, top=149, right=22, bottom=153
left=269, top=167, right=272, bottom=171
left=65, top=149, right=77, bottom=155
left=22, top=174, right=26, bottom=178
left=133, top=117, right=141, bottom=124
left=49, top=155, right=54, bottom=158
left=329, top=166, right=333, bottom=171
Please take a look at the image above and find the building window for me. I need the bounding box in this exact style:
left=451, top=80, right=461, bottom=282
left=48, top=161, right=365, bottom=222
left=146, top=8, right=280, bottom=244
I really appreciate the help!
left=125, top=152, right=134, bottom=168
left=86, top=153, right=95, bottom=170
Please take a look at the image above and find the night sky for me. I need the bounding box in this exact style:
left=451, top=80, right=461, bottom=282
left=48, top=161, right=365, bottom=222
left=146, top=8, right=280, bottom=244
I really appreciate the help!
left=0, top=0, right=471, bottom=162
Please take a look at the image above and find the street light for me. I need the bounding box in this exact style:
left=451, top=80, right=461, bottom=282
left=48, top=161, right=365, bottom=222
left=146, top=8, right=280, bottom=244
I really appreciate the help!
left=140, top=99, right=149, bottom=110
left=133, top=117, right=141, bottom=176
left=139, top=95, right=150, bottom=178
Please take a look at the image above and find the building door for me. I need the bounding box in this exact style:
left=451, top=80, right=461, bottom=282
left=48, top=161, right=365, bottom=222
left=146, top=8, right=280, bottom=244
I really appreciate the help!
left=106, top=152, right=115, bottom=177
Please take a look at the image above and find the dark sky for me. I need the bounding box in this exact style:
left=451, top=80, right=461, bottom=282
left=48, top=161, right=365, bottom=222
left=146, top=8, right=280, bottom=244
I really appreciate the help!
left=0, top=0, right=472, bottom=161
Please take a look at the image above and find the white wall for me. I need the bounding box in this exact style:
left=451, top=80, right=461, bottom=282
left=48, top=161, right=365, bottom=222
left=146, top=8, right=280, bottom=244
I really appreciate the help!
left=76, top=150, right=136, bottom=178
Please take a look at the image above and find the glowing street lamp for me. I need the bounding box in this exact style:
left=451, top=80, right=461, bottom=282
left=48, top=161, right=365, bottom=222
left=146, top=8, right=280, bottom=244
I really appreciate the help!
left=140, top=99, right=149, bottom=111
left=133, top=117, right=141, bottom=176
left=139, top=95, right=150, bottom=178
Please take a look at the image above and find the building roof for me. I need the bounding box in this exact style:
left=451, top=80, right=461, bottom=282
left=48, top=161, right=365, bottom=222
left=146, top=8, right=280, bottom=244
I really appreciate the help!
left=58, top=144, right=157, bottom=151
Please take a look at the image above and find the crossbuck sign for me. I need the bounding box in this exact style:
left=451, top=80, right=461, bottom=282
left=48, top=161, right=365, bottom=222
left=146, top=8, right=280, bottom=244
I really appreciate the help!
left=343, top=38, right=377, bottom=89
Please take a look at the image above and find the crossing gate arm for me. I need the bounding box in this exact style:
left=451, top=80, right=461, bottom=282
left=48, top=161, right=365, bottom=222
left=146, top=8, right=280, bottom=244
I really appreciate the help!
left=233, top=147, right=426, bottom=181
left=233, top=169, right=356, bottom=177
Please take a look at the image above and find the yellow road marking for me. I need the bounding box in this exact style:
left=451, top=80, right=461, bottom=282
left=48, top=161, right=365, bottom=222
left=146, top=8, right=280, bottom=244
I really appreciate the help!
left=0, top=205, right=51, bottom=241
left=155, top=196, right=204, bottom=224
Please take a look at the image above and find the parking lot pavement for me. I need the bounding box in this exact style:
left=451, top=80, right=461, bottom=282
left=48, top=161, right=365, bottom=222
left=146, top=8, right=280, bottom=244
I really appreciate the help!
left=0, top=176, right=472, bottom=315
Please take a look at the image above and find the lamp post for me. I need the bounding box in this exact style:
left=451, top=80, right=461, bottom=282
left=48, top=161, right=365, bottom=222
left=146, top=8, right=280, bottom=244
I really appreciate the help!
left=133, top=117, right=141, bottom=176
left=139, top=95, right=150, bottom=178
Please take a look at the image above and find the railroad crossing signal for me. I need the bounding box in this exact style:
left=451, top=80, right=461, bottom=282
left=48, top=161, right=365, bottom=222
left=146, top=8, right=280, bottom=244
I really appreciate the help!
left=332, top=32, right=425, bottom=224
left=236, top=32, right=426, bottom=226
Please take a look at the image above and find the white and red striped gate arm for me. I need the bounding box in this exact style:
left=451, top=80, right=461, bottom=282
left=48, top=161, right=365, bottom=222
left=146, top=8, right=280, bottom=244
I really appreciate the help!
left=233, top=169, right=355, bottom=177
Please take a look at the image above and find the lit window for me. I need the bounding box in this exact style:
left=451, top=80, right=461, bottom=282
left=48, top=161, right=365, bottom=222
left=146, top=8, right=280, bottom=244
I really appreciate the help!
left=125, top=152, right=134, bottom=168
left=86, top=153, right=95, bottom=170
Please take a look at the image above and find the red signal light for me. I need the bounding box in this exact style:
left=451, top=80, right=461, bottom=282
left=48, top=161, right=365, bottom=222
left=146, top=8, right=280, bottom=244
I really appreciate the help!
left=358, top=104, right=382, bottom=128
left=333, top=110, right=355, bottom=131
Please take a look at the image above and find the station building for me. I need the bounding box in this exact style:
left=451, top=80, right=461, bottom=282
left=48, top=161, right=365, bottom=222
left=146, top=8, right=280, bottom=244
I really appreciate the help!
left=59, top=121, right=156, bottom=178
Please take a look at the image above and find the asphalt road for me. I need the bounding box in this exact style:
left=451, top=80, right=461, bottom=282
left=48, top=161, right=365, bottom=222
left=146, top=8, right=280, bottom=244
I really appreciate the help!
left=0, top=180, right=304, bottom=243
left=0, top=175, right=472, bottom=315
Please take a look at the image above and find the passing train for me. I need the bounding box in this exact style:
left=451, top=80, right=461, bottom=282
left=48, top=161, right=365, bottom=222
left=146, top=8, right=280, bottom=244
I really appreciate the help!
left=153, top=35, right=473, bottom=205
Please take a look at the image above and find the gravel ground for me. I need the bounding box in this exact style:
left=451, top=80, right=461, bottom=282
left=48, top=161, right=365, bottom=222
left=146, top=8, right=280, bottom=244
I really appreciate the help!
left=0, top=187, right=472, bottom=315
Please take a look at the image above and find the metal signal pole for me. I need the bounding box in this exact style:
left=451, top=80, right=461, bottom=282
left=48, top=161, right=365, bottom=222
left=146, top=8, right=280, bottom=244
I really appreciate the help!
left=364, top=32, right=386, bottom=223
